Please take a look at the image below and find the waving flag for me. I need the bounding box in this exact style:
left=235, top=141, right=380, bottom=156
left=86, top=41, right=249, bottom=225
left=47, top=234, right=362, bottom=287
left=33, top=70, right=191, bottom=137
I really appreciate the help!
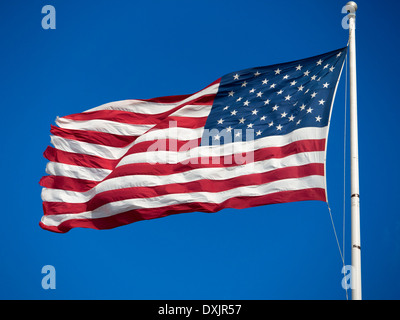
left=40, top=47, right=347, bottom=233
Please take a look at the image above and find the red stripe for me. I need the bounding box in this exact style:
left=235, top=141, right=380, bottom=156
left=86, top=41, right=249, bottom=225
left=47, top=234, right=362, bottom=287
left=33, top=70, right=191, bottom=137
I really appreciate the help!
left=140, top=94, right=192, bottom=104
left=144, top=116, right=208, bottom=131
left=40, top=187, right=326, bottom=233
left=64, top=110, right=164, bottom=125
left=42, top=163, right=324, bottom=215
left=44, top=146, right=118, bottom=170
left=139, top=92, right=217, bottom=107
left=40, top=175, right=98, bottom=192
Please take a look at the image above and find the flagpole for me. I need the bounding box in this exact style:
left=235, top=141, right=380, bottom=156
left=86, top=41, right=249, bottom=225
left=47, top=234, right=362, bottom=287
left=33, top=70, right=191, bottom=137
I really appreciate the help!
left=346, top=1, right=362, bottom=300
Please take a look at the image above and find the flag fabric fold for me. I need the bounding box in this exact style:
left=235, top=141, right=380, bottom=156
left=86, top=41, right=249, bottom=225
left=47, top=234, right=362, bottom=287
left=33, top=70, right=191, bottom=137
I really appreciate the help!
left=40, top=47, right=347, bottom=233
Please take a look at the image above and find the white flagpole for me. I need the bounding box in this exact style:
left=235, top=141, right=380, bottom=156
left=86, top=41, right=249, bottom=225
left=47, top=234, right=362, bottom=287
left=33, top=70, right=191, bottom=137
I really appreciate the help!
left=346, top=1, right=362, bottom=300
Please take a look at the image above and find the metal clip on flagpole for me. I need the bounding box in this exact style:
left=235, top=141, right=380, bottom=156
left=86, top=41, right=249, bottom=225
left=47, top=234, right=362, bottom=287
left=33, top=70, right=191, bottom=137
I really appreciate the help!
left=346, top=1, right=362, bottom=300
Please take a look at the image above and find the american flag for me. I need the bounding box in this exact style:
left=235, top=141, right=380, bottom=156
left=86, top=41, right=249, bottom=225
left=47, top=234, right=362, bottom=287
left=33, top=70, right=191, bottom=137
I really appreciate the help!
left=40, top=47, right=347, bottom=233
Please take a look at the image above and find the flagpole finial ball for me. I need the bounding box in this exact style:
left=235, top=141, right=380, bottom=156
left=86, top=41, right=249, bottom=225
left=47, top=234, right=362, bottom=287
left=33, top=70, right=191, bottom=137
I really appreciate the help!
left=346, top=1, right=358, bottom=12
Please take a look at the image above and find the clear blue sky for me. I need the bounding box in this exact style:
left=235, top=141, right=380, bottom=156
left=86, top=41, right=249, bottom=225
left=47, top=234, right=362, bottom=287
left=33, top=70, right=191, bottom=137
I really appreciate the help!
left=1, top=0, right=399, bottom=299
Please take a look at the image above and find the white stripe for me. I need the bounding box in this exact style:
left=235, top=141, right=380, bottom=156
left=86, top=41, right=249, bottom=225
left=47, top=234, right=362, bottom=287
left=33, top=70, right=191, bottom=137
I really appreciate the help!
left=171, top=105, right=212, bottom=118
left=174, top=83, right=219, bottom=106
left=45, top=162, right=111, bottom=181
left=51, top=135, right=135, bottom=160
left=118, top=126, right=327, bottom=166
left=41, top=151, right=324, bottom=203
left=41, top=175, right=324, bottom=227
left=84, top=100, right=180, bottom=115
left=56, top=117, right=154, bottom=136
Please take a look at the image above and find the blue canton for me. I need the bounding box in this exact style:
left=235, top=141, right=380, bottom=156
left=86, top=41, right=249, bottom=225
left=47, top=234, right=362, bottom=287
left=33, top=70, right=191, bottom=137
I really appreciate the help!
left=202, top=47, right=347, bottom=145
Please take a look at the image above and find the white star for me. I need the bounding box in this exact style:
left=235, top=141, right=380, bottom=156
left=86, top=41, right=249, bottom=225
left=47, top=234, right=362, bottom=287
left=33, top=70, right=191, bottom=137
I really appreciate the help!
left=288, top=115, right=295, bottom=121
left=251, top=109, right=258, bottom=115
left=336, top=52, right=342, bottom=57
left=241, top=81, right=247, bottom=87
left=284, top=94, right=291, bottom=101
left=323, top=82, right=330, bottom=88
left=274, top=68, right=281, bottom=75
left=303, top=70, right=310, bottom=76
left=233, top=74, right=239, bottom=80
left=239, top=117, right=246, bottom=124
left=223, top=106, right=229, bottom=110
left=214, top=134, right=220, bottom=140
left=243, top=100, right=250, bottom=106
left=283, top=74, right=289, bottom=80
left=281, top=112, right=287, bottom=118
left=226, top=126, right=232, bottom=132
left=268, top=121, right=274, bottom=127
left=256, top=91, right=263, bottom=97
left=217, top=118, right=224, bottom=124
left=290, top=80, right=297, bottom=86
left=311, top=75, right=317, bottom=81
left=272, top=105, right=279, bottom=111
left=296, top=119, right=301, bottom=125
left=316, top=59, right=323, bottom=65
left=300, top=103, right=306, bottom=110
left=277, top=89, right=283, bottom=95
left=298, top=85, right=304, bottom=91
left=264, top=99, right=271, bottom=105
left=231, top=110, right=237, bottom=116
left=249, top=88, right=256, bottom=93
left=256, top=130, right=262, bottom=136
left=236, top=97, right=243, bottom=102
left=310, top=92, right=317, bottom=98
left=270, top=83, right=276, bottom=88
left=247, top=123, right=254, bottom=128
left=235, top=131, right=241, bottom=137
left=254, top=71, right=261, bottom=76
left=323, top=63, right=330, bottom=69
left=318, top=99, right=325, bottom=105
left=296, top=64, right=303, bottom=71
left=329, top=66, right=335, bottom=72
left=262, top=79, right=269, bottom=85
left=228, top=91, right=234, bottom=97
left=276, top=124, right=283, bottom=131
left=315, top=115, right=322, bottom=122
left=260, top=115, right=266, bottom=121
left=307, top=107, right=313, bottom=113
